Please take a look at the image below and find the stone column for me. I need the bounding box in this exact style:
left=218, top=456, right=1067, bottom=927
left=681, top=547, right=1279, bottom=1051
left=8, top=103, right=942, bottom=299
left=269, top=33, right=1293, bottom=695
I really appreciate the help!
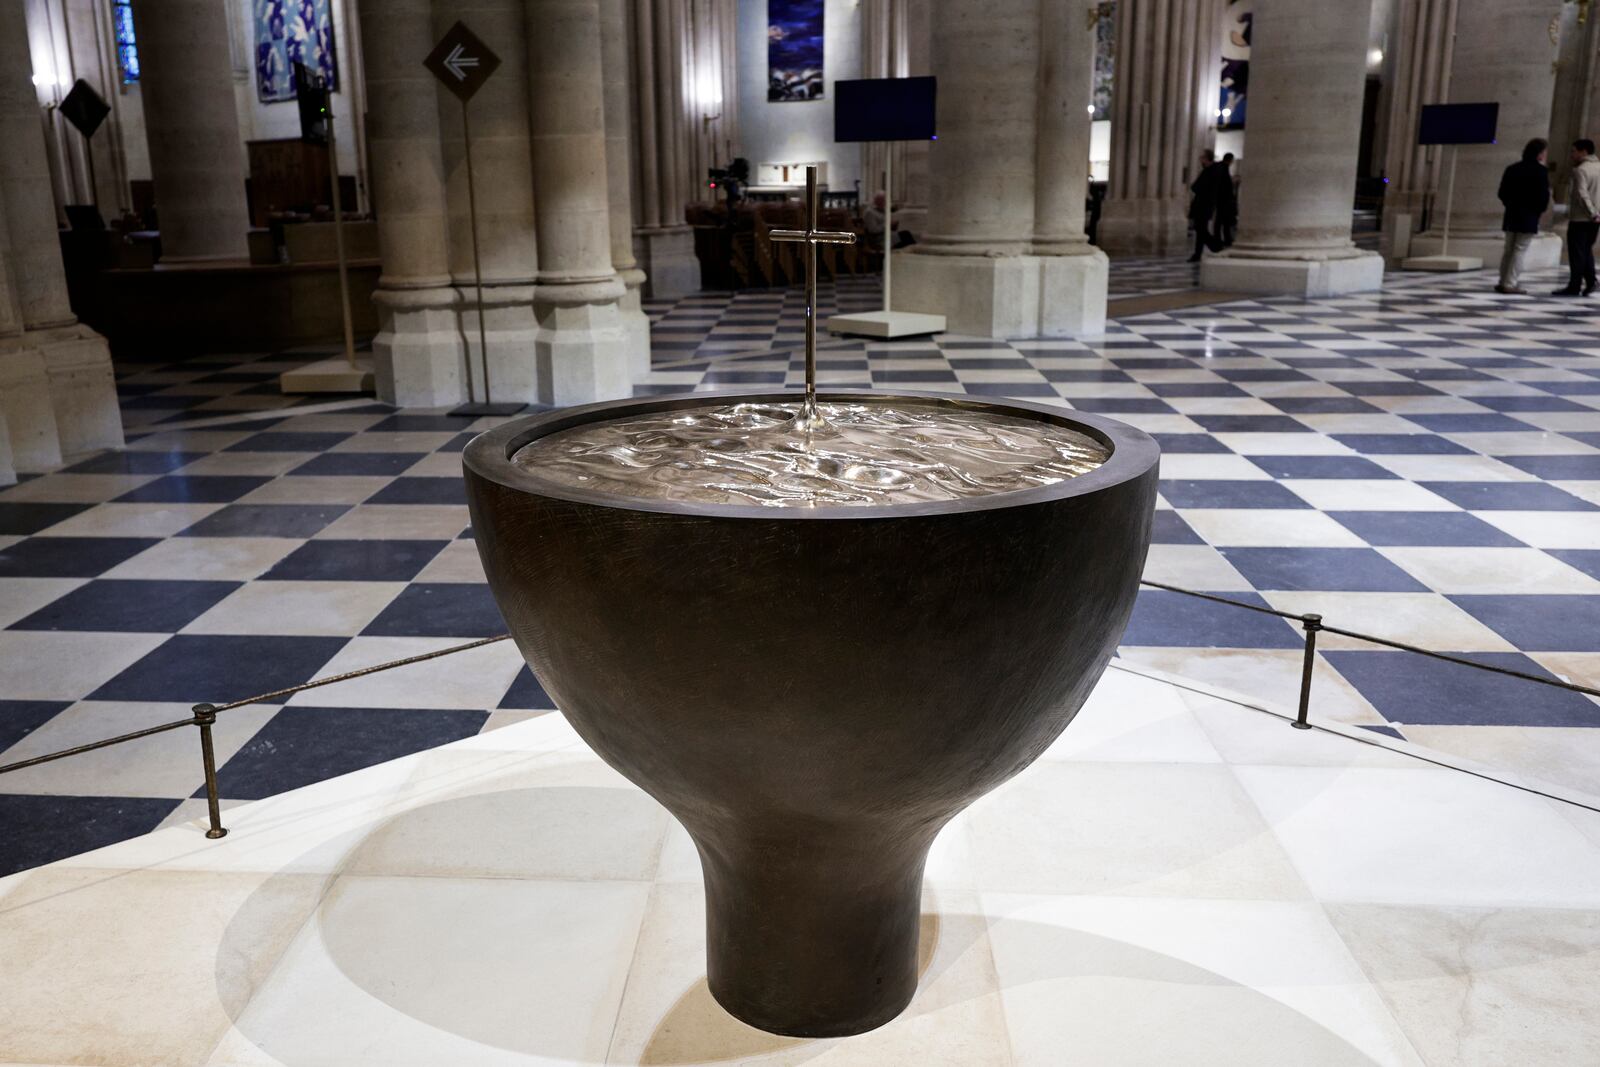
left=1408, top=0, right=1564, bottom=267
left=627, top=0, right=699, bottom=298
left=435, top=0, right=541, bottom=403
left=1097, top=0, right=1225, bottom=257
left=1201, top=0, right=1385, bottom=296
left=895, top=0, right=1103, bottom=337
left=0, top=0, right=120, bottom=464
left=527, top=0, right=632, bottom=404
left=1033, top=0, right=1109, bottom=335
left=128, top=0, right=251, bottom=262
left=602, top=0, right=652, bottom=376
left=363, top=0, right=466, bottom=407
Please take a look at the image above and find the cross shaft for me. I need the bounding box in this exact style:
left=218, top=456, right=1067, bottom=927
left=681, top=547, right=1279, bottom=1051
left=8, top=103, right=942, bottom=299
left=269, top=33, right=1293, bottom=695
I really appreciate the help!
left=770, top=166, right=856, bottom=428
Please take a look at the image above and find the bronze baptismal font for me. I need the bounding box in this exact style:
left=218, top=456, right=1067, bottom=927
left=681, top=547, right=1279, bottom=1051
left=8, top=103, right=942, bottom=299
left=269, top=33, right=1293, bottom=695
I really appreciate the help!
left=464, top=167, right=1158, bottom=1036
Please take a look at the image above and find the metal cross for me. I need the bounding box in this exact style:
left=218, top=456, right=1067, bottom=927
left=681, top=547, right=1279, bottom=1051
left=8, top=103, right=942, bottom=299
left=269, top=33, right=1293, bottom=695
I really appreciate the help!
left=771, top=166, right=856, bottom=430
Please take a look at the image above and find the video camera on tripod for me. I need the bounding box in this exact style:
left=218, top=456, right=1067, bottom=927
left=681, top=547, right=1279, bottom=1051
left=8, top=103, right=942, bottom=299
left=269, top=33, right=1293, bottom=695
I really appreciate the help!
left=707, top=157, right=751, bottom=204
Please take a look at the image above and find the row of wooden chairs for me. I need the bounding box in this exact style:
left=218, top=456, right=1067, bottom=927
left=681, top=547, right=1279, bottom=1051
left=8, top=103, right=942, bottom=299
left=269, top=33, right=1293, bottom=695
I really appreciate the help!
left=687, top=202, right=885, bottom=291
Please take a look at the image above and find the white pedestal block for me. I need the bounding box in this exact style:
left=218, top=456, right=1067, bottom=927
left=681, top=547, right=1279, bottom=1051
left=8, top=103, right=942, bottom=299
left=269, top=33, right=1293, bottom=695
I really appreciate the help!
left=1407, top=233, right=1562, bottom=271
left=1401, top=255, right=1484, bottom=273
left=634, top=227, right=699, bottom=299
left=31, top=324, right=124, bottom=460
left=371, top=289, right=467, bottom=409
left=534, top=300, right=633, bottom=407
left=894, top=250, right=1109, bottom=339
left=825, top=310, right=947, bottom=339
left=1201, top=251, right=1385, bottom=298
left=280, top=358, right=376, bottom=394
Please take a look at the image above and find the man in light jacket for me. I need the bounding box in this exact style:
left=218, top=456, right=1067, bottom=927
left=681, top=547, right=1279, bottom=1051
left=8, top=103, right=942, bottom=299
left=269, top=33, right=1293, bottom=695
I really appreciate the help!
left=1556, top=138, right=1600, bottom=297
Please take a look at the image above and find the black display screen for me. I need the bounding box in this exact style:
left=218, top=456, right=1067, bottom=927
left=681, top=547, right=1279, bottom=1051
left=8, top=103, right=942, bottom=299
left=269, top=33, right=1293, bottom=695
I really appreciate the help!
left=834, top=76, right=937, bottom=143
left=1418, top=103, right=1499, bottom=146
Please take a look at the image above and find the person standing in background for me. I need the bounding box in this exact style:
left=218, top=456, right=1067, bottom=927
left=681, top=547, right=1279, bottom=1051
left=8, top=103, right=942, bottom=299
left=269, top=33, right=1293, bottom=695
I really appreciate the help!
left=1556, top=139, right=1600, bottom=297
left=1216, top=153, right=1239, bottom=247
left=1495, top=138, right=1550, bottom=295
left=1187, top=150, right=1224, bottom=263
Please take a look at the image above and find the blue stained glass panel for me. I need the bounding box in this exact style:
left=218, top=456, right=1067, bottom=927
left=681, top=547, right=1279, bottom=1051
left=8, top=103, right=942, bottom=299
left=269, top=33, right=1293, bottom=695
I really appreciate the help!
left=113, top=0, right=139, bottom=84
left=254, top=0, right=339, bottom=104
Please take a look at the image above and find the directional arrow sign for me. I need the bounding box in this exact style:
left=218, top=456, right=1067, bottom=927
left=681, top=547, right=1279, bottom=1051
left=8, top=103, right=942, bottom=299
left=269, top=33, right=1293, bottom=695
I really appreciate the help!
left=424, top=21, right=501, bottom=102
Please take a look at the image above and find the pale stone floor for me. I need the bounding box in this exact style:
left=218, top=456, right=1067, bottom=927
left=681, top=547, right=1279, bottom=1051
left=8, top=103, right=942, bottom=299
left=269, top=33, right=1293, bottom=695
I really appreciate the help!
left=1, top=664, right=1596, bottom=1066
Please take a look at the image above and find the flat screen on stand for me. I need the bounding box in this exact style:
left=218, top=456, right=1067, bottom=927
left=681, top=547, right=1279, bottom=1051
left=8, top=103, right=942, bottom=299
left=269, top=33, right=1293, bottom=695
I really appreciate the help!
left=1417, top=102, right=1499, bottom=146
left=834, top=76, right=937, bottom=143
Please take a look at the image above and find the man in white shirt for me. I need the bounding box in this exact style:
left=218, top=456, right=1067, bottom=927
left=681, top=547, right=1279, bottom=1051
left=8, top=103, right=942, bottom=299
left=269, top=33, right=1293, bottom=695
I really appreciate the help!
left=1557, top=138, right=1600, bottom=297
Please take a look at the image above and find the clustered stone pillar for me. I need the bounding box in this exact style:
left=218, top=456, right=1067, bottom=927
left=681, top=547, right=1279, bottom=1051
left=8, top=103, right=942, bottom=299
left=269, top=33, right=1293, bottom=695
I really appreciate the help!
left=435, top=0, right=541, bottom=403
left=1201, top=0, right=1386, bottom=296
left=128, top=0, right=251, bottom=262
left=895, top=0, right=1106, bottom=338
left=1033, top=0, right=1109, bottom=334
left=1408, top=0, right=1564, bottom=268
left=1098, top=0, right=1225, bottom=257
left=362, top=0, right=466, bottom=407
left=1379, top=0, right=1458, bottom=248
left=601, top=0, right=653, bottom=377
left=0, top=0, right=121, bottom=481
left=628, top=0, right=700, bottom=298
left=526, top=0, right=633, bottom=405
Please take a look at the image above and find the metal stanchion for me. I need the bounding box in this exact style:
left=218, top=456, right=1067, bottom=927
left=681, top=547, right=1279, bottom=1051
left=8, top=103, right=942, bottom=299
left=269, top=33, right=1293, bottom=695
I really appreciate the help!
left=192, top=704, right=229, bottom=839
left=1292, top=614, right=1323, bottom=731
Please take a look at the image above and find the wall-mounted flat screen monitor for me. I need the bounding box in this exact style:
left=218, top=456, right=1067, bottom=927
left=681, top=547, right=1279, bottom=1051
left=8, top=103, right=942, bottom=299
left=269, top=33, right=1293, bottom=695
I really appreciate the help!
left=1418, top=102, right=1499, bottom=146
left=834, top=76, right=937, bottom=143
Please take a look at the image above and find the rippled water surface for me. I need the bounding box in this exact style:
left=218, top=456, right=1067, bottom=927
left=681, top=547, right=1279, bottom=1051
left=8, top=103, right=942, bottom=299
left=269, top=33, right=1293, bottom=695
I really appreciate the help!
left=512, top=401, right=1109, bottom=507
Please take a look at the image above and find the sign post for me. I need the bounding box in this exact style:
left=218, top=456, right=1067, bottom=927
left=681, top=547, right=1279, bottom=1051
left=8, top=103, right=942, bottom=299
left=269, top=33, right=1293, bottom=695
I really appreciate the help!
left=425, top=21, right=520, bottom=416
left=1402, top=102, right=1500, bottom=273
left=280, top=64, right=376, bottom=394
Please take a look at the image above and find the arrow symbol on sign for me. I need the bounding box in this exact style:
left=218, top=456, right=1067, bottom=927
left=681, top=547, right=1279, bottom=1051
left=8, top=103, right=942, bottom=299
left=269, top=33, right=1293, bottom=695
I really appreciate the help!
left=443, top=43, right=479, bottom=81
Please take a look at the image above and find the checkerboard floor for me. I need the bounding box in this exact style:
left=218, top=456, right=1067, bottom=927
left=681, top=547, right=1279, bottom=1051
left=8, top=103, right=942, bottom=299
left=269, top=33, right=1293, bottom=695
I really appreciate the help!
left=2, top=258, right=1598, bottom=875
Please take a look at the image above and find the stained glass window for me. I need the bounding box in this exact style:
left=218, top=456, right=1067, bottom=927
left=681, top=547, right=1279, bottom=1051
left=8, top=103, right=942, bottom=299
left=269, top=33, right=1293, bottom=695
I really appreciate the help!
left=113, top=0, right=139, bottom=84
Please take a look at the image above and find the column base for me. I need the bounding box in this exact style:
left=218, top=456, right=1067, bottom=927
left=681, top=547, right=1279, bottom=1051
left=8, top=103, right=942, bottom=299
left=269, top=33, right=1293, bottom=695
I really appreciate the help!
left=1408, top=232, right=1561, bottom=270
left=894, top=250, right=1109, bottom=339
left=618, top=268, right=653, bottom=378
left=634, top=227, right=699, bottom=299
left=0, top=342, right=64, bottom=473
left=1096, top=198, right=1190, bottom=257
left=0, top=411, right=14, bottom=487
left=534, top=297, right=634, bottom=407
left=458, top=285, right=543, bottom=406
left=372, top=287, right=468, bottom=409
left=28, top=323, right=124, bottom=460
left=1200, top=251, right=1385, bottom=297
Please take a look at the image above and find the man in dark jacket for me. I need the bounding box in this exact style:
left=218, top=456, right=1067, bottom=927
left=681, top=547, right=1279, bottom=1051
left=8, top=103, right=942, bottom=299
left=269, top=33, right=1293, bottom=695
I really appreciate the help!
left=1496, top=138, right=1549, bottom=295
left=1187, top=150, right=1226, bottom=262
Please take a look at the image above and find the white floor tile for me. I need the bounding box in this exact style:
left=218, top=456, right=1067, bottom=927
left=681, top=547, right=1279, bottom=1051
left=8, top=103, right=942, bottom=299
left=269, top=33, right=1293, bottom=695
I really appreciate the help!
left=1179, top=508, right=1369, bottom=547
left=0, top=866, right=324, bottom=1067
left=104, top=536, right=299, bottom=580
left=284, top=636, right=525, bottom=710
left=1326, top=901, right=1600, bottom=1067
left=1374, top=546, right=1600, bottom=595
left=0, top=630, right=169, bottom=700
left=209, top=875, right=650, bottom=1067
left=1234, top=765, right=1600, bottom=908
left=986, top=894, right=1424, bottom=1067
left=182, top=580, right=406, bottom=636
left=966, top=761, right=1308, bottom=899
